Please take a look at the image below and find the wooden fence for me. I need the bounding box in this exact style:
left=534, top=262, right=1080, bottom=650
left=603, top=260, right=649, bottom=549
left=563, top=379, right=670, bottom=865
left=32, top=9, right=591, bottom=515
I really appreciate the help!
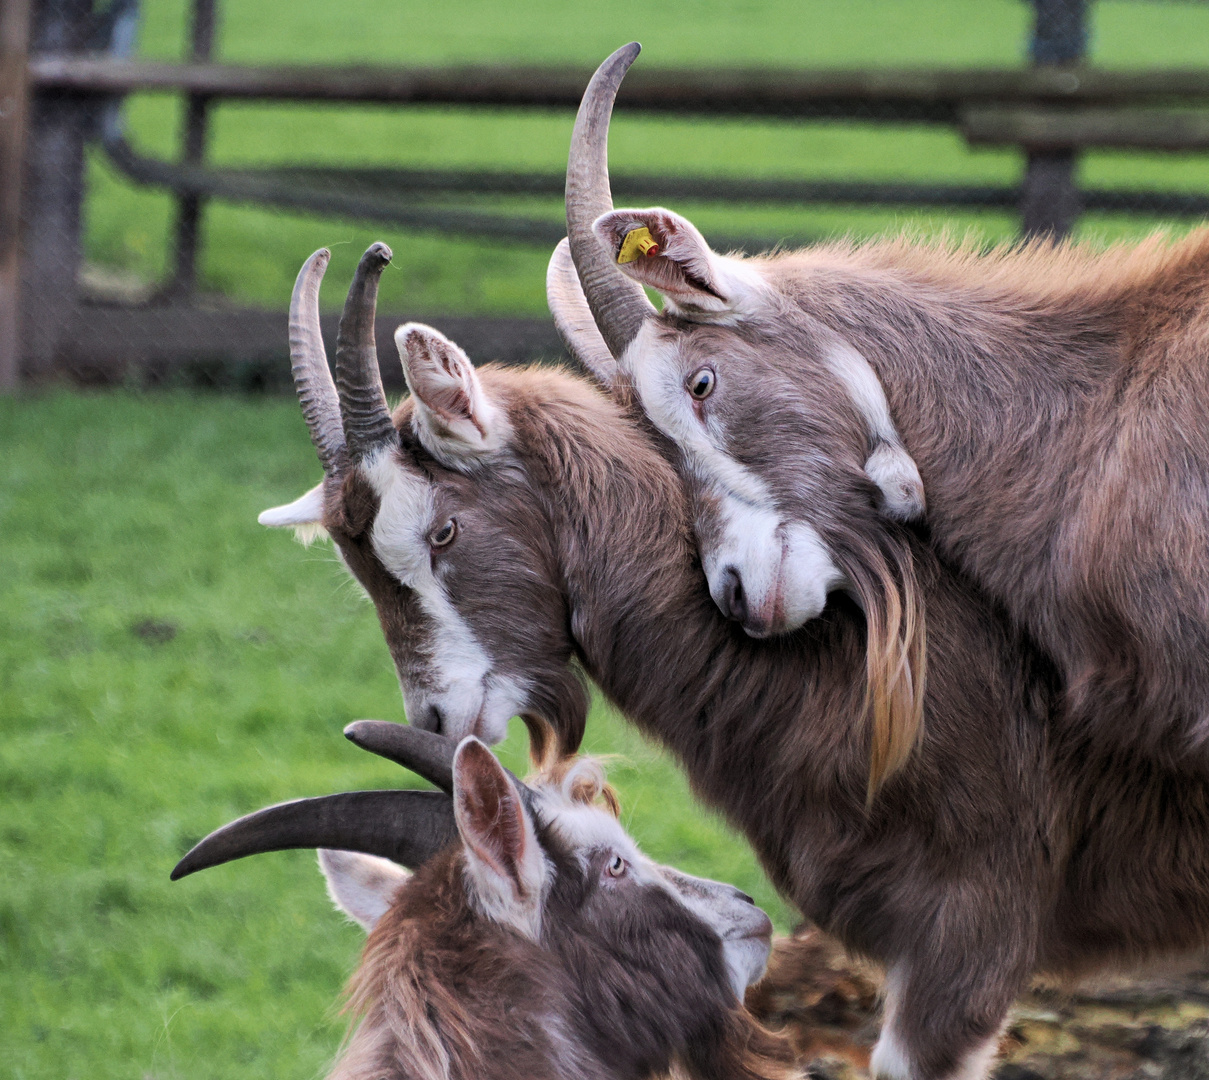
left=5, top=0, right=1209, bottom=389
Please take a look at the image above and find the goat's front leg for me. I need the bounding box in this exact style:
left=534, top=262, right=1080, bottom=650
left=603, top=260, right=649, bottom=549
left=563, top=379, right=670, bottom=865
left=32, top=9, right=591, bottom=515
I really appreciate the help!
left=869, top=937, right=1032, bottom=1080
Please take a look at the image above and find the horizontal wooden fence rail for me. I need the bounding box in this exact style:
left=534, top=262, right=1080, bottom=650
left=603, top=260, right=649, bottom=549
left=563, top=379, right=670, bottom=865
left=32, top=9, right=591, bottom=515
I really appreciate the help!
left=27, top=57, right=1209, bottom=121
left=8, top=0, right=1209, bottom=390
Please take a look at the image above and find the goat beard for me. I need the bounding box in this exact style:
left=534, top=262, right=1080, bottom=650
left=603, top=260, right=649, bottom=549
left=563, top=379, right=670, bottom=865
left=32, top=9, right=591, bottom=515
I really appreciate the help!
left=834, top=525, right=927, bottom=805
left=523, top=663, right=592, bottom=765
left=675, top=1006, right=800, bottom=1080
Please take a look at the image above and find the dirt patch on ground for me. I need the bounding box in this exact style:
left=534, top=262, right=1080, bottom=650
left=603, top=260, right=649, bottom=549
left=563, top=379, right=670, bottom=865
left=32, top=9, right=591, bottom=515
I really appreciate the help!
left=747, top=930, right=1209, bottom=1079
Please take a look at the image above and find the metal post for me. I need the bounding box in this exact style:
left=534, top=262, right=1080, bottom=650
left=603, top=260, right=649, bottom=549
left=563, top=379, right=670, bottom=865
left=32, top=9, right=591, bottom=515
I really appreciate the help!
left=1021, top=0, right=1086, bottom=239
left=20, top=0, right=95, bottom=379
left=166, top=0, right=215, bottom=296
left=0, top=0, right=32, bottom=389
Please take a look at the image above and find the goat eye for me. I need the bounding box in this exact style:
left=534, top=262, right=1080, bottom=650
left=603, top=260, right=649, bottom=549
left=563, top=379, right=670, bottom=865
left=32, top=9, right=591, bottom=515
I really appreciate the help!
left=605, top=854, right=627, bottom=878
left=687, top=367, right=716, bottom=401
left=429, top=518, right=457, bottom=548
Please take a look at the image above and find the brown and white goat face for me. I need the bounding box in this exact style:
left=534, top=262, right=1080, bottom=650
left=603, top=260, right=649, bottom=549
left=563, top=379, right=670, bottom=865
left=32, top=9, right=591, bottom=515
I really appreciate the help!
left=261, top=326, right=585, bottom=747
left=321, top=740, right=774, bottom=1002
left=596, top=208, right=925, bottom=637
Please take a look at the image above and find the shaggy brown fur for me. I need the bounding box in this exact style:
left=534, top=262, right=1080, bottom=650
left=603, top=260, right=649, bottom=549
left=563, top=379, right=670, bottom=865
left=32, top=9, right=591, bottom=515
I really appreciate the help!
left=299, top=356, right=1209, bottom=1080
left=328, top=761, right=794, bottom=1080
left=647, top=226, right=1209, bottom=776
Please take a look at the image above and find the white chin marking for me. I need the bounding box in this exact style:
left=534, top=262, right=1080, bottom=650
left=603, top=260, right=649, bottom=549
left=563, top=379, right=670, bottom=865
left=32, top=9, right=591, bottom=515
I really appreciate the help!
left=703, top=496, right=843, bottom=634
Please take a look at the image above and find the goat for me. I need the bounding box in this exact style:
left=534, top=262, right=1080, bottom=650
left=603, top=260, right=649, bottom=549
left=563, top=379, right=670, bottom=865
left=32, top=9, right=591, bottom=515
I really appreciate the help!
left=172, top=721, right=783, bottom=1080
left=259, top=242, right=1209, bottom=1080
left=563, top=43, right=1209, bottom=777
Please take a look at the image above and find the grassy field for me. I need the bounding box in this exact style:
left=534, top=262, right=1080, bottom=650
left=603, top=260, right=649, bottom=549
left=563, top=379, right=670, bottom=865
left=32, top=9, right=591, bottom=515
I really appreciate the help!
left=84, top=0, right=1209, bottom=318
left=0, top=391, right=796, bottom=1079
left=12, top=3, right=1209, bottom=1077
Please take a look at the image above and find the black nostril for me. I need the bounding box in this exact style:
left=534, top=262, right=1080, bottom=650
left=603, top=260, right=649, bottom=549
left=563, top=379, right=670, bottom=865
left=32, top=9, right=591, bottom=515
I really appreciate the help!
left=427, top=704, right=444, bottom=734
left=737, top=890, right=755, bottom=905
left=720, top=567, right=747, bottom=624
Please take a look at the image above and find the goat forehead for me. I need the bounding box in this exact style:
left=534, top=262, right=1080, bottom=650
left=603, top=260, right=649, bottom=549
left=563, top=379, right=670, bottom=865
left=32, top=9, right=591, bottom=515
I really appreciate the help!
left=361, top=447, right=494, bottom=692
left=540, top=799, right=643, bottom=866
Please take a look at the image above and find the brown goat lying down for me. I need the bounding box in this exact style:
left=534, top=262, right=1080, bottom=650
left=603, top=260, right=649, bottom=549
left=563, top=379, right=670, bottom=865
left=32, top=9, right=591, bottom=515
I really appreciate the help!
left=172, top=723, right=784, bottom=1080
left=258, top=245, right=1209, bottom=1080
left=566, top=45, right=1209, bottom=779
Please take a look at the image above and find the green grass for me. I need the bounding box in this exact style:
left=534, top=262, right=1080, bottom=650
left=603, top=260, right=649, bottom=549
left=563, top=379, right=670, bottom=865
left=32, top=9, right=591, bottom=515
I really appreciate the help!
left=82, top=0, right=1209, bottom=316
left=0, top=391, right=794, bottom=1079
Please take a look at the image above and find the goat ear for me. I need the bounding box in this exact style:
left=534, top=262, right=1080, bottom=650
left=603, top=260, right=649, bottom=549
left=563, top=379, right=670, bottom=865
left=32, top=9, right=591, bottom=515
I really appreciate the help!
left=453, top=738, right=545, bottom=930
left=318, top=849, right=410, bottom=933
left=257, top=481, right=329, bottom=544
left=594, top=207, right=763, bottom=316
left=865, top=442, right=926, bottom=522
left=394, top=323, right=505, bottom=467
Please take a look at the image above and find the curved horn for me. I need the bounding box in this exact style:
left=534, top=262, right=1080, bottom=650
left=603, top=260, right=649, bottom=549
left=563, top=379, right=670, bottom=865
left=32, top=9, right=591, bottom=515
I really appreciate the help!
left=566, top=43, right=656, bottom=361
left=335, top=242, right=398, bottom=460
left=170, top=789, right=457, bottom=880
left=290, top=248, right=348, bottom=474
left=345, top=720, right=456, bottom=793
left=546, top=239, right=618, bottom=389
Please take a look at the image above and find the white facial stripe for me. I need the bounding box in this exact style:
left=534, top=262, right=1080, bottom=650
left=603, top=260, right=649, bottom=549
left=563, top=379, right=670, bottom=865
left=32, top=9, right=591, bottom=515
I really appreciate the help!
left=540, top=799, right=646, bottom=872
left=623, top=325, right=844, bottom=631
left=657, top=867, right=772, bottom=998
left=361, top=449, right=528, bottom=742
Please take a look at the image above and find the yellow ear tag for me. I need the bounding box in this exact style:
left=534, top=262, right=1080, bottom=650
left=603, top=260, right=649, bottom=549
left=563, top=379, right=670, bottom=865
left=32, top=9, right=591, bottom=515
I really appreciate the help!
left=616, top=226, right=661, bottom=264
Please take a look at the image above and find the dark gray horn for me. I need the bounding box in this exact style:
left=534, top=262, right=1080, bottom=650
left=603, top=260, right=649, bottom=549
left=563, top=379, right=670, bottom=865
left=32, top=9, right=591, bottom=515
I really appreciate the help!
left=566, top=43, right=656, bottom=361
left=335, top=242, right=397, bottom=460
left=290, top=248, right=349, bottom=475
left=344, top=720, right=456, bottom=793
left=170, top=789, right=457, bottom=880
left=546, top=238, right=619, bottom=389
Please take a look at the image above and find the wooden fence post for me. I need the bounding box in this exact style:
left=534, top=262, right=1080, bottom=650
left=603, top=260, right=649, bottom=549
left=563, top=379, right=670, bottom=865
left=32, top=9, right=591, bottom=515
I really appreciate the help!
left=20, top=0, right=95, bottom=380
left=1021, top=0, right=1086, bottom=239
left=167, top=0, right=217, bottom=296
left=0, top=0, right=32, bottom=390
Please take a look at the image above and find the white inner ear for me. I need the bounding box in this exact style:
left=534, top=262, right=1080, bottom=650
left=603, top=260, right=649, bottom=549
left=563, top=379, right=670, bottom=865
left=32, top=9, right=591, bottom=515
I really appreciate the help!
left=394, top=323, right=507, bottom=469
left=453, top=749, right=547, bottom=939
left=593, top=207, right=768, bottom=320
left=258, top=482, right=328, bottom=544
left=318, top=849, right=410, bottom=933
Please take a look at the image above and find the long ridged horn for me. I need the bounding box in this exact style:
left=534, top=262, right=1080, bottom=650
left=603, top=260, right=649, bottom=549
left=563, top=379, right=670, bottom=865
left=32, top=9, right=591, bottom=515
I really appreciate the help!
left=566, top=43, right=656, bottom=361
left=290, top=249, right=348, bottom=474
left=345, top=720, right=455, bottom=793
left=546, top=238, right=618, bottom=389
left=170, top=789, right=457, bottom=880
left=335, top=242, right=397, bottom=460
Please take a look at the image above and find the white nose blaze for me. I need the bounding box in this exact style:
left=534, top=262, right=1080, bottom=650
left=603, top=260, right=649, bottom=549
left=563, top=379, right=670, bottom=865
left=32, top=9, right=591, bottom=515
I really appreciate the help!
left=361, top=449, right=529, bottom=744
left=701, top=488, right=846, bottom=636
